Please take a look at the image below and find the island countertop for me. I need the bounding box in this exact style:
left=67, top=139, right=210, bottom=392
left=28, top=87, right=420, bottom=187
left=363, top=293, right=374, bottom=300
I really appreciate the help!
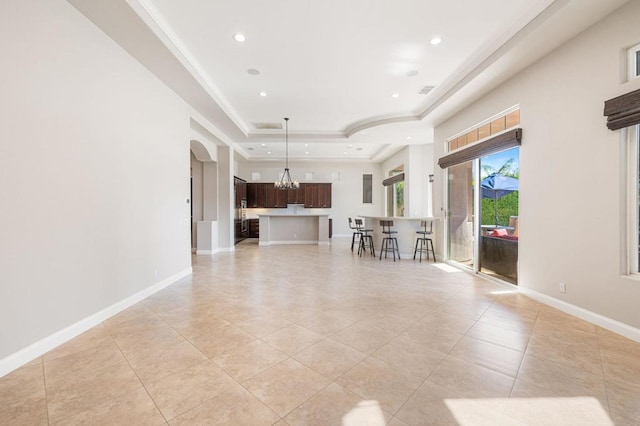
left=258, top=214, right=330, bottom=246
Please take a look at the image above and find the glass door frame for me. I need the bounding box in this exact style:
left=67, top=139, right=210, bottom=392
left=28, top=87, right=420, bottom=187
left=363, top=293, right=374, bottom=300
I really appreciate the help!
left=445, top=159, right=480, bottom=273
left=445, top=152, right=520, bottom=284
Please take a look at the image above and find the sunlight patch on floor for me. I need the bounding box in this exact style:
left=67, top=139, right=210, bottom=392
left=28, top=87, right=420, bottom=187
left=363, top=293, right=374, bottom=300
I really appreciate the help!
left=444, top=396, right=613, bottom=425
left=342, top=400, right=386, bottom=426
left=433, top=263, right=464, bottom=273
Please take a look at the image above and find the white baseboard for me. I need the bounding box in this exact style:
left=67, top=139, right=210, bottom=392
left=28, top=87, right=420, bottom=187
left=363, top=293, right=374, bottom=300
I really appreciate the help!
left=265, top=241, right=319, bottom=245
left=0, top=267, right=192, bottom=378
left=196, top=249, right=219, bottom=255
left=518, top=287, right=640, bottom=343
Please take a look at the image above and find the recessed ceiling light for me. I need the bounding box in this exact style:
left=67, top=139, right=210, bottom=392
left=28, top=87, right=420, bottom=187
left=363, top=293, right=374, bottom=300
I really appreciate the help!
left=430, top=36, right=442, bottom=45
left=305, top=151, right=309, bottom=155
left=261, top=143, right=266, bottom=147
left=391, top=93, right=399, bottom=98
left=406, top=136, right=412, bottom=140
left=347, top=144, right=353, bottom=148
left=343, top=151, right=348, bottom=155
left=234, top=33, right=246, bottom=43
left=304, top=143, right=308, bottom=147
left=259, top=92, right=267, bottom=97
left=406, top=70, right=419, bottom=77
left=267, top=151, right=272, bottom=154
left=247, top=69, right=260, bottom=76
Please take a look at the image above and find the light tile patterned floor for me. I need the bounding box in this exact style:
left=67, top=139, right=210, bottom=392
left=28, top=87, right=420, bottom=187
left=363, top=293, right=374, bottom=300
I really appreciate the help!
left=2, top=237, right=640, bottom=425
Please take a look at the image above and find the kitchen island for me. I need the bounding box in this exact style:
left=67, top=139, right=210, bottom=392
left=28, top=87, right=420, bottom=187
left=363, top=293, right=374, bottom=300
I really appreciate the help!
left=258, top=214, right=330, bottom=246
left=359, top=216, right=439, bottom=258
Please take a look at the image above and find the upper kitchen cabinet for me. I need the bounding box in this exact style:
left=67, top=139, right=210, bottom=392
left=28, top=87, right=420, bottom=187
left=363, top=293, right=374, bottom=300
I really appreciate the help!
left=304, top=183, right=332, bottom=208
left=287, top=185, right=305, bottom=204
left=234, top=176, right=247, bottom=208
left=247, top=183, right=266, bottom=208
left=265, top=184, right=288, bottom=208
left=246, top=182, right=331, bottom=208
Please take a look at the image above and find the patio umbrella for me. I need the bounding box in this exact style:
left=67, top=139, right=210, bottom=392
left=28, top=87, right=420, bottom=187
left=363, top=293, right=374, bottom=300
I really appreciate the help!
left=480, top=173, right=519, bottom=226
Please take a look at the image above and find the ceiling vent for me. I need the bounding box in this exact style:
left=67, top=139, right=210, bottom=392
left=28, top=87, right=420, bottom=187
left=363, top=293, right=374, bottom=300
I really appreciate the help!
left=418, top=85, right=435, bottom=95
left=253, top=122, right=283, bottom=130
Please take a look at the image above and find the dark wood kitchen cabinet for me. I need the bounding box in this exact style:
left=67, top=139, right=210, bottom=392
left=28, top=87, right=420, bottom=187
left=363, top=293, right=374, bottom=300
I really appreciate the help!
left=248, top=219, right=259, bottom=238
left=304, top=183, right=332, bottom=208
left=245, top=182, right=331, bottom=208
left=246, top=183, right=266, bottom=208
left=287, top=186, right=305, bottom=204
left=234, top=177, right=247, bottom=208
left=265, top=184, right=287, bottom=208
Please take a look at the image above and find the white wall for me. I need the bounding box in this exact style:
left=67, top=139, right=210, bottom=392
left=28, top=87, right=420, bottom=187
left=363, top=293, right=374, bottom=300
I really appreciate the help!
left=433, top=0, right=640, bottom=330
left=381, top=145, right=434, bottom=217
left=237, top=160, right=384, bottom=236
left=0, top=0, right=192, bottom=361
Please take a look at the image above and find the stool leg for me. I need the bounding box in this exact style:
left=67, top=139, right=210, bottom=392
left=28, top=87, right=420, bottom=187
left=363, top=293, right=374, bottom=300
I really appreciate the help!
left=379, top=238, right=384, bottom=260
left=369, top=236, right=376, bottom=257
left=391, top=238, right=396, bottom=261
left=428, top=238, right=435, bottom=262
left=413, top=238, right=419, bottom=260
left=395, top=238, right=400, bottom=260
left=351, top=232, right=356, bottom=251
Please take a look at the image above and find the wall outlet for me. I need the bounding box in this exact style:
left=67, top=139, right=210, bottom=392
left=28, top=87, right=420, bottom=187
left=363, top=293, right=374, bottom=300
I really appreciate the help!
left=559, top=282, right=566, bottom=294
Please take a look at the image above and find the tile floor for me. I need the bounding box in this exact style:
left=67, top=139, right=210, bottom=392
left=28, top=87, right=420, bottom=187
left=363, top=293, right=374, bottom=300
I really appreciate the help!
left=2, top=237, right=640, bottom=425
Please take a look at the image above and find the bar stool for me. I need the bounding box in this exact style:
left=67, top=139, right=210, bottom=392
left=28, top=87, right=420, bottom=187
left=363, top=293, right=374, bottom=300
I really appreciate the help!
left=348, top=217, right=363, bottom=252
left=355, top=218, right=375, bottom=257
left=379, top=220, right=400, bottom=261
left=414, top=220, right=435, bottom=262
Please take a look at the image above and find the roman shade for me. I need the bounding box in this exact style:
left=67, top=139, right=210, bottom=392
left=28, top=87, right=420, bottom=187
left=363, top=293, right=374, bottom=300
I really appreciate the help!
left=382, top=173, right=404, bottom=186
left=604, top=88, right=640, bottom=130
left=438, top=128, right=522, bottom=169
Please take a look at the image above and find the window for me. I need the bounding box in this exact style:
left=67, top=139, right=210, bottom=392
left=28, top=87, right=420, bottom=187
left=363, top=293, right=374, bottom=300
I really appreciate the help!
left=628, top=43, right=640, bottom=81
left=627, top=125, right=640, bottom=274
left=362, top=174, right=372, bottom=204
left=384, top=167, right=404, bottom=216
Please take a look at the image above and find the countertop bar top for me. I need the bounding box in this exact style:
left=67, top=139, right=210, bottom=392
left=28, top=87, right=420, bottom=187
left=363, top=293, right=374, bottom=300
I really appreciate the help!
left=257, top=214, right=330, bottom=217
left=358, top=215, right=440, bottom=220
left=359, top=215, right=439, bottom=258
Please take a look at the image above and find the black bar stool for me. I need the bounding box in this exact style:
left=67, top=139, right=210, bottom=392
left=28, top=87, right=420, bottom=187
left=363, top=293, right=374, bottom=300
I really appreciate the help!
left=355, top=218, right=375, bottom=257
left=414, top=220, right=435, bottom=262
left=348, top=217, right=363, bottom=252
left=379, top=220, right=400, bottom=261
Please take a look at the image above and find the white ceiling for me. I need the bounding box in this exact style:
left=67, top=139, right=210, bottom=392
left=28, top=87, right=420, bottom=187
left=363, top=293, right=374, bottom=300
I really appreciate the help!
left=68, top=0, right=629, bottom=161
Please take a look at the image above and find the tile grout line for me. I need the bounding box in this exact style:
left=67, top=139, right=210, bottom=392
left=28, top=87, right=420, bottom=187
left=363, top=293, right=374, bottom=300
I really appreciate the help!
left=106, top=324, right=171, bottom=425
left=41, top=357, right=51, bottom=426
left=594, top=327, right=614, bottom=418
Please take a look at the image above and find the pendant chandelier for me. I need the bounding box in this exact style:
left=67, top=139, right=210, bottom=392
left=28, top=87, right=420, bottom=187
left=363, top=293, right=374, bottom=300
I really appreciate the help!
left=275, top=117, right=299, bottom=190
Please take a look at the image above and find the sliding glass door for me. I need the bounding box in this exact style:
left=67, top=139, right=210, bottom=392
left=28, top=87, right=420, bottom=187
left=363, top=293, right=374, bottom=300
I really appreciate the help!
left=447, top=160, right=476, bottom=269
left=478, top=148, right=519, bottom=283
left=447, top=148, right=520, bottom=284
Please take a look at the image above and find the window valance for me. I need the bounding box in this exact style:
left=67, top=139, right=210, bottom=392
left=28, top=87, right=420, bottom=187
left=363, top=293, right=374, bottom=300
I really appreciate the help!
left=604, top=88, right=640, bottom=130
left=438, top=128, right=522, bottom=169
left=382, top=173, right=405, bottom=186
